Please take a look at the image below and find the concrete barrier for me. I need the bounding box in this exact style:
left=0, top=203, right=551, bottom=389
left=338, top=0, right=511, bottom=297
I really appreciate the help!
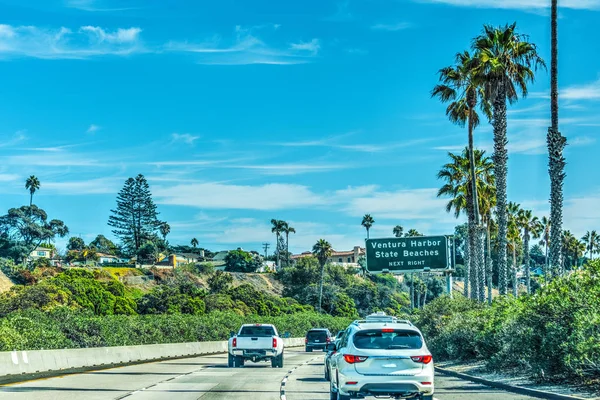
left=0, top=337, right=306, bottom=382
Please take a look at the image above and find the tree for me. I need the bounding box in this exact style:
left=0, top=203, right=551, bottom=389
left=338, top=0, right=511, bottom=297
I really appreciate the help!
left=67, top=237, right=85, bottom=252
left=405, top=229, right=423, bottom=237
left=270, top=219, right=286, bottom=269
left=437, top=147, right=494, bottom=300
left=137, top=240, right=159, bottom=264
left=282, top=222, right=296, bottom=267
left=393, top=225, right=404, bottom=238
left=89, top=234, right=119, bottom=255
left=517, top=209, right=542, bottom=294
left=208, top=270, right=233, bottom=293
left=159, top=222, right=171, bottom=241
left=479, top=183, right=496, bottom=303
left=0, top=205, right=69, bottom=262
left=224, top=249, right=261, bottom=273
left=547, top=0, right=567, bottom=281
left=474, top=23, right=545, bottom=295
left=191, top=238, right=199, bottom=249
left=507, top=202, right=521, bottom=297
left=108, top=174, right=160, bottom=255
left=540, top=216, right=551, bottom=279
left=361, top=214, right=375, bottom=239
left=312, top=239, right=332, bottom=313
left=582, top=231, right=600, bottom=261
left=25, top=176, right=40, bottom=207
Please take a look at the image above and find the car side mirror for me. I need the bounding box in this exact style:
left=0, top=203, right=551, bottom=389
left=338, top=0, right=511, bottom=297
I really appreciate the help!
left=283, top=332, right=291, bottom=338
left=229, top=331, right=236, bottom=338
left=325, top=343, right=336, bottom=352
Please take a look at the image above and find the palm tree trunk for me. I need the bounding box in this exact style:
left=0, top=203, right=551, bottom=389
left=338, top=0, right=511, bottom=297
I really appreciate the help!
left=285, top=232, right=289, bottom=267
left=544, top=241, right=550, bottom=279
left=512, top=245, right=518, bottom=297
left=486, top=220, right=493, bottom=305
left=366, top=228, right=370, bottom=239
left=524, top=230, right=531, bottom=294
left=410, top=273, right=414, bottom=310
left=477, top=226, right=486, bottom=303
left=30, top=193, right=33, bottom=207
left=467, top=191, right=478, bottom=300
left=318, top=261, right=325, bottom=312
left=463, top=234, right=470, bottom=298
left=493, top=82, right=509, bottom=296
left=276, top=233, right=280, bottom=269
left=548, top=0, right=566, bottom=280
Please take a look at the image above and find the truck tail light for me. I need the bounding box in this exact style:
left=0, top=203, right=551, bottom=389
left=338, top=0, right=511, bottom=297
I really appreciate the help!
left=411, top=355, right=432, bottom=364
left=343, top=354, right=368, bottom=364
left=326, top=337, right=331, bottom=343
left=232, top=338, right=237, bottom=347
left=273, top=338, right=277, bottom=348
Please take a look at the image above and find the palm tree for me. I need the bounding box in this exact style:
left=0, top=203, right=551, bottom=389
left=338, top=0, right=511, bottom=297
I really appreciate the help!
left=433, top=51, right=491, bottom=301
left=507, top=202, right=522, bottom=297
left=517, top=209, right=542, bottom=294
left=312, top=239, right=333, bottom=313
left=582, top=231, right=600, bottom=261
left=159, top=222, right=171, bottom=241
left=473, top=23, right=545, bottom=295
left=437, top=147, right=494, bottom=300
left=539, top=216, right=551, bottom=279
left=561, top=231, right=576, bottom=272
left=25, top=175, right=41, bottom=207
left=361, top=214, right=375, bottom=239
left=271, top=219, right=286, bottom=268
left=405, top=229, right=423, bottom=237
left=282, top=222, right=296, bottom=267
left=393, top=225, right=404, bottom=238
left=190, top=238, right=199, bottom=249
left=547, top=0, right=567, bottom=281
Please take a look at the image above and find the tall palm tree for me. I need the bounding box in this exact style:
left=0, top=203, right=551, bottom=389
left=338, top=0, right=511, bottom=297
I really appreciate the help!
left=539, top=216, right=551, bottom=279
left=437, top=147, right=494, bottom=300
left=282, top=222, right=296, bottom=267
left=159, top=222, right=171, bottom=241
left=361, top=214, right=375, bottom=239
left=271, top=219, right=286, bottom=268
left=433, top=51, right=491, bottom=301
left=547, top=0, right=567, bottom=280
left=582, top=230, right=600, bottom=261
left=312, top=239, right=332, bottom=313
left=507, top=202, right=522, bottom=297
left=561, top=231, right=576, bottom=272
left=25, top=175, right=41, bottom=207
left=190, top=238, right=199, bottom=249
left=517, top=209, right=542, bottom=294
left=393, top=225, right=404, bottom=238
left=473, top=23, right=545, bottom=295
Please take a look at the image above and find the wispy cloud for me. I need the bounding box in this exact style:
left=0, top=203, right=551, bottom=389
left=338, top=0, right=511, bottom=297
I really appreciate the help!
left=165, top=25, right=318, bottom=65
left=345, top=48, right=368, bottom=55
left=324, top=1, right=355, bottom=22
left=171, top=133, right=200, bottom=145
left=0, top=130, right=27, bottom=148
left=154, top=182, right=327, bottom=210
left=42, top=177, right=124, bottom=194
left=275, top=134, right=441, bottom=153
left=289, top=39, right=321, bottom=55
left=562, top=78, right=600, bottom=100
left=65, top=0, right=136, bottom=12
left=228, top=163, right=350, bottom=175
left=371, top=22, right=412, bottom=31
left=414, top=0, right=600, bottom=10
left=86, top=124, right=101, bottom=134
left=0, top=24, right=144, bottom=59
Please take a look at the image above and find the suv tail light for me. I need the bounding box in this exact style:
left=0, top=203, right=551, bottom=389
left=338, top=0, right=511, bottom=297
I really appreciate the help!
left=343, top=354, right=368, bottom=364
left=232, top=338, right=237, bottom=347
left=411, top=355, right=432, bottom=364
left=273, top=338, right=277, bottom=348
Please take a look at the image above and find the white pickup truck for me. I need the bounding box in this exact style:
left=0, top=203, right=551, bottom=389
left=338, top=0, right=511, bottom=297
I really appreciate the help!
left=227, top=324, right=284, bottom=368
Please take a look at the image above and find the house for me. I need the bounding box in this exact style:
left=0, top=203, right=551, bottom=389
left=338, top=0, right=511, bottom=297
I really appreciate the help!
left=98, top=253, right=120, bottom=264
left=290, top=246, right=365, bottom=268
left=531, top=266, right=544, bottom=277
left=29, top=247, right=54, bottom=260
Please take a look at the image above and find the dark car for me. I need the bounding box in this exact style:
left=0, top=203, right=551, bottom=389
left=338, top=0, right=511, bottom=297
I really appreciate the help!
left=305, top=328, right=332, bottom=352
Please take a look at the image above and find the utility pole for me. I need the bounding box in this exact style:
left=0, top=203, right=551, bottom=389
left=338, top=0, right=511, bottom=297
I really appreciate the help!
left=262, top=243, right=270, bottom=259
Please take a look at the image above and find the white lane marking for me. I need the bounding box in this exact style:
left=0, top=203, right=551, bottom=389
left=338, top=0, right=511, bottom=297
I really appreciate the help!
left=280, top=355, right=322, bottom=400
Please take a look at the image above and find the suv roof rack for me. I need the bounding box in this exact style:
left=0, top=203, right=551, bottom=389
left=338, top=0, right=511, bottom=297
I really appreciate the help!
left=351, top=312, right=414, bottom=327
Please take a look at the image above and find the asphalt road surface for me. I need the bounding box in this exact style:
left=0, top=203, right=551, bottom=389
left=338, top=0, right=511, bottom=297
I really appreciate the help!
left=0, top=348, right=541, bottom=399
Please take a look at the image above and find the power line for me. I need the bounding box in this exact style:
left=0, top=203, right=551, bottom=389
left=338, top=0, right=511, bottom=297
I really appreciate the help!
left=262, top=242, right=270, bottom=259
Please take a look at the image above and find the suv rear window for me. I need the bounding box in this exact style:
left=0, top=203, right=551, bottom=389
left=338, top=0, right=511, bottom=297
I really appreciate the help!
left=239, top=326, right=275, bottom=337
left=307, top=331, right=328, bottom=340
left=353, top=330, right=423, bottom=350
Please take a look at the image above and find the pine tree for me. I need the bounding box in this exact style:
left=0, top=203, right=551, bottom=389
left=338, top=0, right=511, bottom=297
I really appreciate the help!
left=108, top=174, right=160, bottom=254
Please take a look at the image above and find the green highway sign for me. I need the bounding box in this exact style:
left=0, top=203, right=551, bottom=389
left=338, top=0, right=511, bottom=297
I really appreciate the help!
left=365, top=236, right=450, bottom=274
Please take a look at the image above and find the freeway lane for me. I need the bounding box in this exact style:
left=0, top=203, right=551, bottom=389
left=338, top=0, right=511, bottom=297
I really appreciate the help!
left=0, top=348, right=541, bottom=399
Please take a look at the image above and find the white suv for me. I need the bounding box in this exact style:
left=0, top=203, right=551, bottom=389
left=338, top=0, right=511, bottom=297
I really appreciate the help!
left=327, top=314, right=434, bottom=400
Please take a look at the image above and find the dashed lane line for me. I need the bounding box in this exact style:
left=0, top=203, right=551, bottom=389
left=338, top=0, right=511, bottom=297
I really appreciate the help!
left=280, top=355, right=321, bottom=400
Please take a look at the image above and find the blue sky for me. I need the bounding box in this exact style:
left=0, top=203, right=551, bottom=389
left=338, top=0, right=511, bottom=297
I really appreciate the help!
left=0, top=0, right=599, bottom=254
